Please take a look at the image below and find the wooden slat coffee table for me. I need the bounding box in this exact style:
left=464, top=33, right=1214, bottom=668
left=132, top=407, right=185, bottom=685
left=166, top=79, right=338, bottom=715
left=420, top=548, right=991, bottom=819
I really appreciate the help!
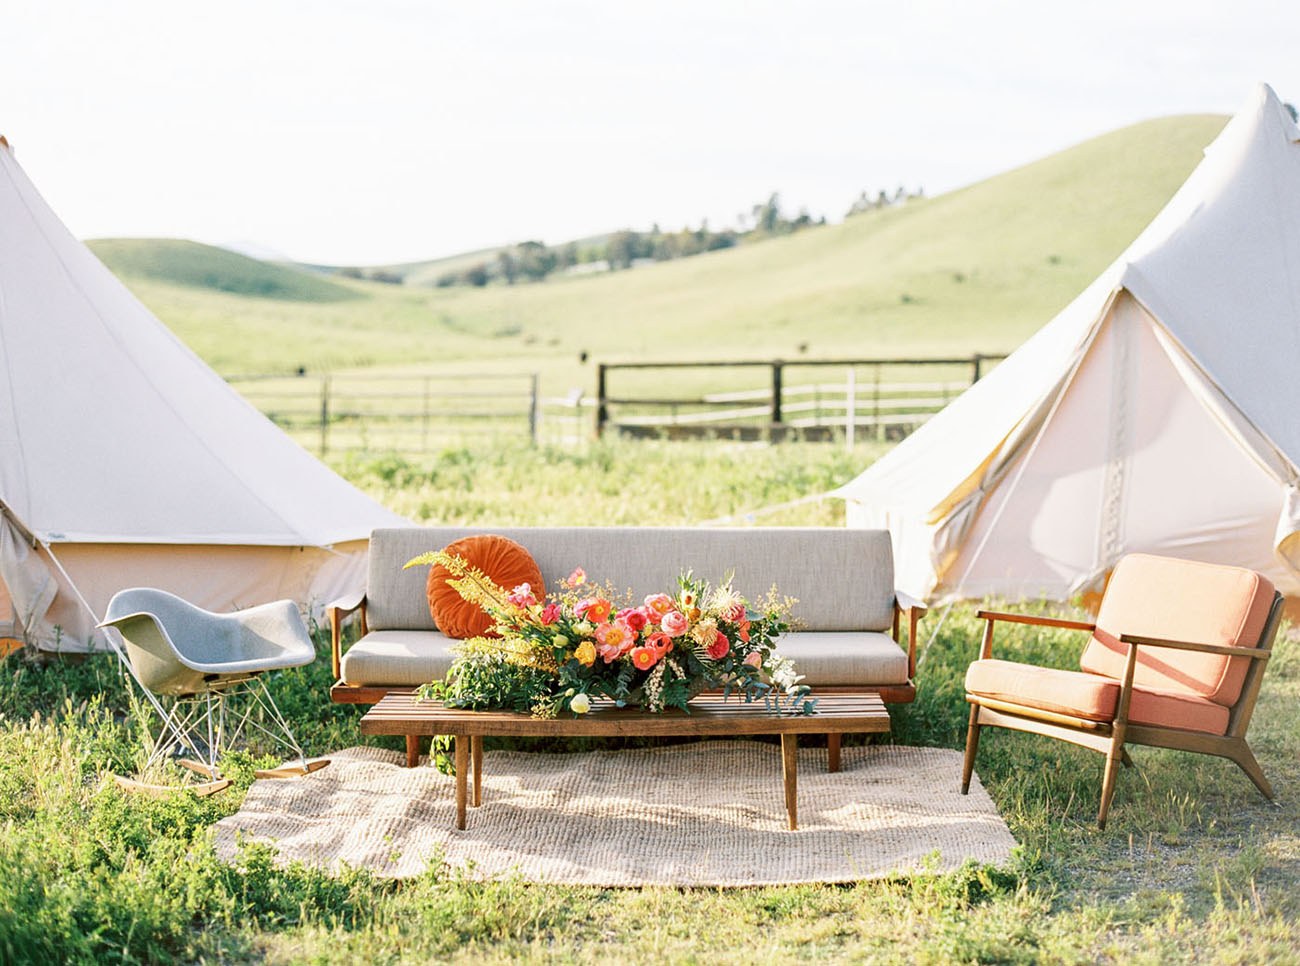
left=359, top=692, right=890, bottom=831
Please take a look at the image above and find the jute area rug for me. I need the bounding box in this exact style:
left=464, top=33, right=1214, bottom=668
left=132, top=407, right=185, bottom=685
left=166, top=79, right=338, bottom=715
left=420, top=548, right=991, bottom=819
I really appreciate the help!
left=213, top=741, right=1016, bottom=887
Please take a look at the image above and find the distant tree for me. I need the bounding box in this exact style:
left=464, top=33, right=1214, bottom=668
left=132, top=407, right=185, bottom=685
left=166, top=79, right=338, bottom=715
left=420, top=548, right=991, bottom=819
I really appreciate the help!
left=752, top=193, right=782, bottom=234
left=497, top=250, right=518, bottom=284
left=338, top=266, right=365, bottom=279
left=517, top=240, right=557, bottom=281
left=461, top=262, right=489, bottom=287
left=558, top=241, right=579, bottom=270
left=606, top=230, right=637, bottom=270
left=435, top=271, right=457, bottom=288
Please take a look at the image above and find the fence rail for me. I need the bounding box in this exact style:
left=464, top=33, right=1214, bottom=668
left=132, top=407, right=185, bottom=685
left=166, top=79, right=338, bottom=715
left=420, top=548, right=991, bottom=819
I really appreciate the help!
left=225, top=353, right=1007, bottom=458
left=596, top=355, right=1005, bottom=442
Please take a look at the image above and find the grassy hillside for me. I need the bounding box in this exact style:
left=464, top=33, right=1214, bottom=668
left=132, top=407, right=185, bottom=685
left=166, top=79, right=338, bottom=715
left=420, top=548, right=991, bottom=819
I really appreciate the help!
left=88, top=238, right=360, bottom=303
left=97, top=114, right=1226, bottom=386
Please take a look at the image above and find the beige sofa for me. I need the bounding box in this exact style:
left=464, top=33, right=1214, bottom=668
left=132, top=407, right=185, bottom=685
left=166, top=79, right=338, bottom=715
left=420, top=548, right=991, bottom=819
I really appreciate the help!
left=330, top=527, right=924, bottom=709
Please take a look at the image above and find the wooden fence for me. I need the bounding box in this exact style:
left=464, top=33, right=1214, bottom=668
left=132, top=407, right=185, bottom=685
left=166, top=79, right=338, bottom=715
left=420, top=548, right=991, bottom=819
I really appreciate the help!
left=226, top=354, right=1006, bottom=458
left=596, top=355, right=1004, bottom=441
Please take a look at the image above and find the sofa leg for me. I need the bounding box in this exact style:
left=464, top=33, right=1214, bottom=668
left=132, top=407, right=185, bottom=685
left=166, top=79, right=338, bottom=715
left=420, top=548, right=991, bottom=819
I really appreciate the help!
left=827, top=733, right=841, bottom=773
left=1228, top=741, right=1274, bottom=800
left=960, top=703, right=981, bottom=794
left=406, top=734, right=421, bottom=768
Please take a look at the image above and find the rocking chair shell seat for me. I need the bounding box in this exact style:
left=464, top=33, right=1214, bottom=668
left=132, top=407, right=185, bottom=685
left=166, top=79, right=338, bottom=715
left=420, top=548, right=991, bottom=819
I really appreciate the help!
left=100, top=588, right=315, bottom=697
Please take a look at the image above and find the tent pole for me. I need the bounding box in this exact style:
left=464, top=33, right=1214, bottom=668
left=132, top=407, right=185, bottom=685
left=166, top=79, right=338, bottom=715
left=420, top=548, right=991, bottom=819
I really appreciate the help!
left=36, top=541, right=206, bottom=762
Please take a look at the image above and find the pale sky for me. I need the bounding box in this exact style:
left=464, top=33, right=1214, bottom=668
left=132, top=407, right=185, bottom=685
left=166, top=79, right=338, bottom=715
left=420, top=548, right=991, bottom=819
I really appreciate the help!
left=4, top=1, right=1299, bottom=266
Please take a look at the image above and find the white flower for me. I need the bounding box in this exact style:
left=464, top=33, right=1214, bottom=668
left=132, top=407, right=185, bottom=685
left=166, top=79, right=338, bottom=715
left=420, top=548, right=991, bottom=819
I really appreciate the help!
left=569, top=693, right=591, bottom=714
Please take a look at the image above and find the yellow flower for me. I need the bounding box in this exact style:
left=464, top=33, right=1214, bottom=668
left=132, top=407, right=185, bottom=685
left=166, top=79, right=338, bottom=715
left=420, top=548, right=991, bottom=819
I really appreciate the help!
left=575, top=641, right=597, bottom=666
left=570, top=693, right=591, bottom=714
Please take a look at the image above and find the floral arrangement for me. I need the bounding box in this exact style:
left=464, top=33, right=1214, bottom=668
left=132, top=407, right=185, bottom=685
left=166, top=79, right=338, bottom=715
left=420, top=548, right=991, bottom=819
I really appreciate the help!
left=404, top=551, right=816, bottom=717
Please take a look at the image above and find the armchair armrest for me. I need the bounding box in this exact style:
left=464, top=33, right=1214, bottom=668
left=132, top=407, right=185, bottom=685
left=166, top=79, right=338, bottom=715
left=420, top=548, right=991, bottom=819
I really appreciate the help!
left=893, top=590, right=928, bottom=679
left=327, top=590, right=369, bottom=681
left=1118, top=633, right=1272, bottom=662
left=974, top=609, right=1096, bottom=660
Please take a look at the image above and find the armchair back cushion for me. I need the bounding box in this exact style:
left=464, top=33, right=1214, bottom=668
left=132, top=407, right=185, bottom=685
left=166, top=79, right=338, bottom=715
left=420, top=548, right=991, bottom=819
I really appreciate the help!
left=1079, top=554, right=1275, bottom=707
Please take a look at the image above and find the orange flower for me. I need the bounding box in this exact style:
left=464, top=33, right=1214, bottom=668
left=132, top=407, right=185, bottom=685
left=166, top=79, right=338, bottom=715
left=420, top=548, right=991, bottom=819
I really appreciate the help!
left=630, top=646, right=659, bottom=671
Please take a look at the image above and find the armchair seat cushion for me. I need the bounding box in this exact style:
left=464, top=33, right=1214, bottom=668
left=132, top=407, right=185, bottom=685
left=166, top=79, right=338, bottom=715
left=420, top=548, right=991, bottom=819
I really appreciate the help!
left=966, top=659, right=1230, bottom=735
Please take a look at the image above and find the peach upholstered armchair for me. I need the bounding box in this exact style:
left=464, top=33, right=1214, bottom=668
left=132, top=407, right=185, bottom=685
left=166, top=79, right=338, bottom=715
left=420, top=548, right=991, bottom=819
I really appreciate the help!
left=960, top=553, right=1283, bottom=828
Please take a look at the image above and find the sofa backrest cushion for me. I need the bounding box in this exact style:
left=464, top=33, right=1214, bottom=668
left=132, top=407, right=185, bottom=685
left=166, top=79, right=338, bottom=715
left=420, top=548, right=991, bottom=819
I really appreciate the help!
left=366, top=527, right=896, bottom=633
left=1079, top=553, right=1275, bottom=707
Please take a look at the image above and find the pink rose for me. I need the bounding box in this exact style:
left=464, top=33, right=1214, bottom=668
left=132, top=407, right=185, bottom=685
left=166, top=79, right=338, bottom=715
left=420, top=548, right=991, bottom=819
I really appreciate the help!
left=618, top=607, right=649, bottom=632
left=643, top=593, right=674, bottom=620
left=540, top=602, right=561, bottom=625
left=743, top=651, right=762, bottom=669
left=660, top=611, right=689, bottom=638
left=706, top=630, right=730, bottom=660
left=721, top=601, right=746, bottom=622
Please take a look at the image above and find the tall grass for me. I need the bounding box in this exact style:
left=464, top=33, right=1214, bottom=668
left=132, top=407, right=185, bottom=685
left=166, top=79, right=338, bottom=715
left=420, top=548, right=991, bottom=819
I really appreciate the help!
left=2, top=440, right=1298, bottom=962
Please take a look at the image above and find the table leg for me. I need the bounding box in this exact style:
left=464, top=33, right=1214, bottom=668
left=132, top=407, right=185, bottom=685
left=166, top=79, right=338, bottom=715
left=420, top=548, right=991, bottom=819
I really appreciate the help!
left=781, top=733, right=798, bottom=831
left=472, top=735, right=483, bottom=807
left=827, top=733, right=842, bottom=773
left=405, top=734, right=421, bottom=768
left=454, top=735, right=468, bottom=830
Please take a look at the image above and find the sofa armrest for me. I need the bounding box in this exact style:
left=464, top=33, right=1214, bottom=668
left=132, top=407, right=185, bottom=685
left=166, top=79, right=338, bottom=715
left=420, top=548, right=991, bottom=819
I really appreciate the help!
left=893, top=591, right=928, bottom=679
left=328, top=590, right=369, bottom=681
left=974, top=610, right=1095, bottom=660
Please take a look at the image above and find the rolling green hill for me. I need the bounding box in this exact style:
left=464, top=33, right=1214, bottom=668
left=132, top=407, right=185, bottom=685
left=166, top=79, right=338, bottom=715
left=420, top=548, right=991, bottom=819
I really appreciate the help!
left=88, top=238, right=361, bottom=303
left=93, top=114, right=1227, bottom=387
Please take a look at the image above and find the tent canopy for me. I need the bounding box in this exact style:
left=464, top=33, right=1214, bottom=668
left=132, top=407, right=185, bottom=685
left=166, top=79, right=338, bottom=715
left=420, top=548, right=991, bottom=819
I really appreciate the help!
left=836, top=84, right=1300, bottom=602
left=0, top=137, right=408, bottom=649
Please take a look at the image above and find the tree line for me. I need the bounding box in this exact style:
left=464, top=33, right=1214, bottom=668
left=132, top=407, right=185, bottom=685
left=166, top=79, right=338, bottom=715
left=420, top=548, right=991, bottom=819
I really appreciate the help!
left=409, top=185, right=922, bottom=289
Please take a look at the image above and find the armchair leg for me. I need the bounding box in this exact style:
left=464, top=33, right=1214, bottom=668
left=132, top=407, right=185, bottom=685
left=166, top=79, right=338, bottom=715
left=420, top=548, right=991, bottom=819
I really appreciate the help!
left=1121, top=748, right=1134, bottom=769
left=1097, top=738, right=1126, bottom=829
left=1227, top=742, right=1274, bottom=800
left=961, top=703, right=981, bottom=795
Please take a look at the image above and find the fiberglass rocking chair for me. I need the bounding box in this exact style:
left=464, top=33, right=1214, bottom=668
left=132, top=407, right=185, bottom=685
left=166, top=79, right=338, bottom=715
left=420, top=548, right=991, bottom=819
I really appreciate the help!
left=100, top=588, right=328, bottom=794
left=961, top=553, right=1283, bottom=828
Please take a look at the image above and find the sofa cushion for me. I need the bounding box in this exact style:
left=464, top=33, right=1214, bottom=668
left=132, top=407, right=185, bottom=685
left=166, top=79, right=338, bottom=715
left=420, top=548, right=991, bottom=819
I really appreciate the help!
left=1080, top=554, right=1275, bottom=707
left=366, top=527, right=896, bottom=633
left=340, top=630, right=460, bottom=687
left=426, top=534, right=543, bottom=639
left=766, top=631, right=908, bottom=687
left=966, top=659, right=1230, bottom=735
left=343, top=629, right=910, bottom=691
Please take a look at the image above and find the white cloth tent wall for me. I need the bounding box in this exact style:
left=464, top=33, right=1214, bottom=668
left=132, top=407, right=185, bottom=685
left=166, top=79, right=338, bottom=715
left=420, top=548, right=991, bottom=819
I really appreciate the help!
left=0, top=137, right=409, bottom=650
left=835, top=84, right=1300, bottom=602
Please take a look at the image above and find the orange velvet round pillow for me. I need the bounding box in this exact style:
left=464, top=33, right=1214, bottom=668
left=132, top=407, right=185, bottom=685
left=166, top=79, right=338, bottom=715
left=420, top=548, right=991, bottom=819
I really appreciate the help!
left=427, top=534, right=544, bottom=639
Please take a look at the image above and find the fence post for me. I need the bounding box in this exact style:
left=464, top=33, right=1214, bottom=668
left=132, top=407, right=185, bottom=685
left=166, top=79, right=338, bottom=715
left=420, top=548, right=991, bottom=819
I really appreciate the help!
left=319, top=375, right=331, bottom=457
left=596, top=364, right=608, bottom=438
left=972, top=353, right=984, bottom=383
left=528, top=373, right=540, bottom=446
left=770, top=361, right=784, bottom=440
left=845, top=367, right=856, bottom=449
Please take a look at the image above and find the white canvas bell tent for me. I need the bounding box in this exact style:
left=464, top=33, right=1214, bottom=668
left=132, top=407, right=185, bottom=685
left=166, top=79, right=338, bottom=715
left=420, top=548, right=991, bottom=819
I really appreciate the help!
left=835, top=84, right=1300, bottom=603
left=0, top=135, right=409, bottom=651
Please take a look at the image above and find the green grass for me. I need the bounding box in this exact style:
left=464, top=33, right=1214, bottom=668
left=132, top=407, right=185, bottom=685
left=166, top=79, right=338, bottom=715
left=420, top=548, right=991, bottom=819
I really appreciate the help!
left=88, top=238, right=361, bottom=304
left=2, top=440, right=1299, bottom=962
left=91, top=114, right=1226, bottom=391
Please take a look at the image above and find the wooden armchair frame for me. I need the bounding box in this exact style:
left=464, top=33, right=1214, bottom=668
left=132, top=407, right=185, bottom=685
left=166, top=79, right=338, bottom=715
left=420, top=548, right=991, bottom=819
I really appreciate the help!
left=961, top=594, right=1283, bottom=828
